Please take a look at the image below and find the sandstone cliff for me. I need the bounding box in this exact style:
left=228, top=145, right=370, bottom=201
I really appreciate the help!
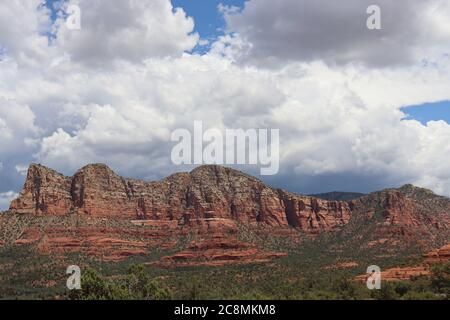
left=8, top=163, right=450, bottom=239
left=4, top=163, right=450, bottom=265
left=10, top=164, right=356, bottom=233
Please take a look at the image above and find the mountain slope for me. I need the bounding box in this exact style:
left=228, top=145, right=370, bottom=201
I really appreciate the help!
left=10, top=164, right=356, bottom=232
left=10, top=164, right=450, bottom=237
left=2, top=163, right=449, bottom=265
left=1, top=164, right=450, bottom=300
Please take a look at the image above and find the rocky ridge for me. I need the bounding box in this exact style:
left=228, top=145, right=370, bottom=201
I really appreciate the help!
left=3, top=163, right=450, bottom=266
left=10, top=163, right=357, bottom=233
left=10, top=164, right=450, bottom=236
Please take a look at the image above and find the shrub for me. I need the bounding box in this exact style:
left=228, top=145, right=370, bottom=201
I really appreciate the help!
left=430, top=263, right=450, bottom=296
left=68, top=265, right=171, bottom=300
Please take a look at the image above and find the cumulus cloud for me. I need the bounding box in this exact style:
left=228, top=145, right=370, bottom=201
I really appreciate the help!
left=0, top=98, right=39, bottom=150
left=222, top=0, right=450, bottom=67
left=0, top=1, right=52, bottom=66
left=0, top=97, right=40, bottom=207
left=29, top=55, right=450, bottom=197
left=54, top=0, right=199, bottom=66
left=0, top=0, right=450, bottom=211
left=0, top=191, right=18, bottom=211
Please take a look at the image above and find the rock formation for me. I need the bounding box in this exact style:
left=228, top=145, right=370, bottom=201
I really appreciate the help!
left=5, top=163, right=450, bottom=264
left=153, top=238, right=288, bottom=267
left=355, top=244, right=450, bottom=282
left=10, top=164, right=356, bottom=233
left=10, top=164, right=450, bottom=235
left=423, top=244, right=450, bottom=264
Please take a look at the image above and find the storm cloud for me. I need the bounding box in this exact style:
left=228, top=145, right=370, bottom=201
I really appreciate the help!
left=222, top=0, right=450, bottom=67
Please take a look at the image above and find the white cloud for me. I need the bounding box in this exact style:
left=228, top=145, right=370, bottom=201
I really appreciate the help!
left=14, top=164, right=29, bottom=176
left=221, top=0, right=450, bottom=67
left=27, top=55, right=450, bottom=197
left=54, top=0, right=199, bottom=67
left=0, top=1, right=52, bottom=66
left=0, top=191, right=18, bottom=211
left=0, top=98, right=39, bottom=155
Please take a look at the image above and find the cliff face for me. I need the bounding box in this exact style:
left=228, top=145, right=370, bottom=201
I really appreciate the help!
left=9, top=163, right=450, bottom=238
left=10, top=164, right=355, bottom=233
left=10, top=164, right=72, bottom=215
left=5, top=163, right=450, bottom=266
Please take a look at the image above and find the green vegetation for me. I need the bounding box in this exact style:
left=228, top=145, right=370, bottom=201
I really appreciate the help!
left=0, top=240, right=448, bottom=300
left=65, top=262, right=449, bottom=300
left=430, top=263, right=450, bottom=295
left=68, top=264, right=171, bottom=300
left=0, top=213, right=448, bottom=300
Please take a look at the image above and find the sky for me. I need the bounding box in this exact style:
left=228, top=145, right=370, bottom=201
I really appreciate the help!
left=172, top=0, right=245, bottom=52
left=402, top=101, right=450, bottom=125
left=1, top=0, right=450, bottom=210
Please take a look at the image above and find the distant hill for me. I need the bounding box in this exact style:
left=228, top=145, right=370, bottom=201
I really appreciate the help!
left=309, top=191, right=366, bottom=201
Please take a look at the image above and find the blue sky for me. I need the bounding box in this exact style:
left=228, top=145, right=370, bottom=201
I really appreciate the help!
left=44, top=0, right=65, bottom=20
left=172, top=0, right=245, bottom=53
left=402, top=101, right=450, bottom=125
left=172, top=0, right=244, bottom=39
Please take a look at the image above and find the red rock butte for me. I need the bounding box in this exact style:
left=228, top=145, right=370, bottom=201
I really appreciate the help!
left=4, top=163, right=450, bottom=265
left=10, top=163, right=357, bottom=233
left=9, top=163, right=450, bottom=235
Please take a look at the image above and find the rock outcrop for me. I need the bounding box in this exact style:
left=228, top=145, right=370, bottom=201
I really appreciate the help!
left=153, top=238, right=287, bottom=267
left=4, top=163, right=450, bottom=265
left=356, top=243, right=450, bottom=282
left=10, top=164, right=72, bottom=215
left=9, top=164, right=450, bottom=237
left=423, top=244, right=450, bottom=264
left=355, top=266, right=431, bottom=282
left=356, top=244, right=450, bottom=281
left=10, top=164, right=357, bottom=233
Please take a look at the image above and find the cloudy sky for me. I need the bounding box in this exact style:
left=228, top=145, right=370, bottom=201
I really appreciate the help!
left=1, top=0, right=450, bottom=210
